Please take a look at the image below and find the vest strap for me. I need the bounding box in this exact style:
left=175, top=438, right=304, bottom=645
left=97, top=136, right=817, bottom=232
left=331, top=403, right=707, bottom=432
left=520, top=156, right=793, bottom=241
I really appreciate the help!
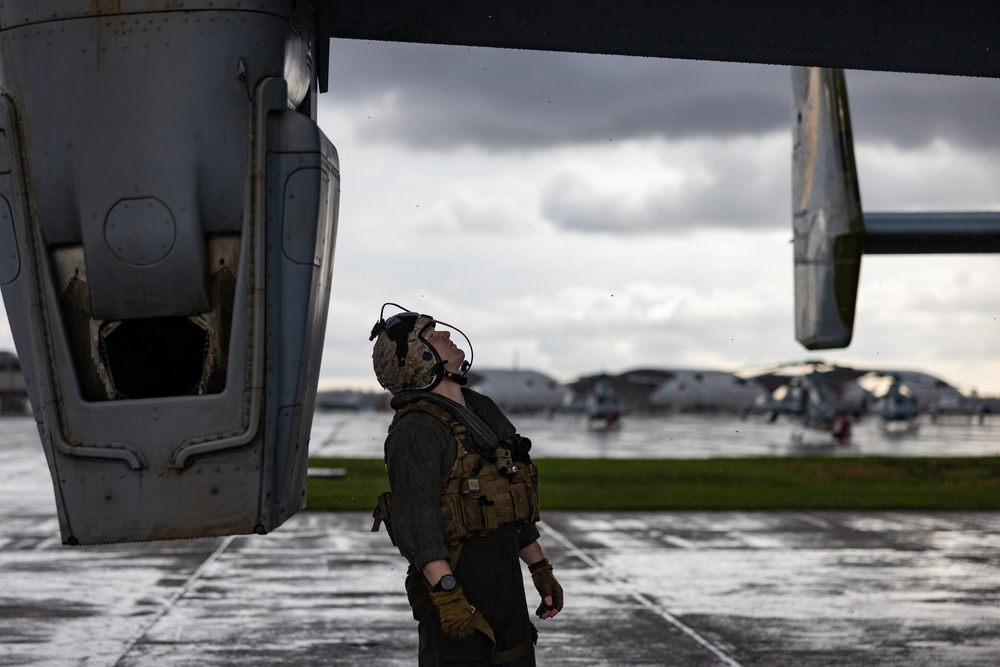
left=490, top=626, right=538, bottom=664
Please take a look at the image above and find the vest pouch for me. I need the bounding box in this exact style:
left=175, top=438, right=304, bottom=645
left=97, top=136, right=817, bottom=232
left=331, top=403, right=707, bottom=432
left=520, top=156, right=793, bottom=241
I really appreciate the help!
left=461, top=494, right=485, bottom=533
left=509, top=470, right=532, bottom=523
left=518, top=463, right=541, bottom=522
left=439, top=491, right=468, bottom=544
left=371, top=491, right=397, bottom=546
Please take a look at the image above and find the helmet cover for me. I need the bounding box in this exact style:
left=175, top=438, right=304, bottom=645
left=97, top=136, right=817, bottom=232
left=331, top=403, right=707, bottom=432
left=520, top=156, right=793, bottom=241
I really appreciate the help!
left=372, top=314, right=442, bottom=393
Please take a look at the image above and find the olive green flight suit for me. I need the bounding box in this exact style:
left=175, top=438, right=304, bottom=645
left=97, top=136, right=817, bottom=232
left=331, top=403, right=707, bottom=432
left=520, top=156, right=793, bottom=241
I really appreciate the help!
left=384, top=389, right=540, bottom=666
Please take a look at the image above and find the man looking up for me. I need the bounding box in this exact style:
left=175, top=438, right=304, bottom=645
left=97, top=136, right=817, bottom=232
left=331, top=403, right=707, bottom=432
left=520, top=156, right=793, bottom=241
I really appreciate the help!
left=370, top=303, right=563, bottom=666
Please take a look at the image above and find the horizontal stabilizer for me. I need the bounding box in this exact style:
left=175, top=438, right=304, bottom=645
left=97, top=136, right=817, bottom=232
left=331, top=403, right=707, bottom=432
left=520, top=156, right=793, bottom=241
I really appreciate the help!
left=863, top=212, right=1000, bottom=254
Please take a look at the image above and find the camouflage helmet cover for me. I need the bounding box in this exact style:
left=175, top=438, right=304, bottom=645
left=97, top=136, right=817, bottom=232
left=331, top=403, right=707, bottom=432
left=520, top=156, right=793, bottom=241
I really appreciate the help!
left=372, top=314, right=441, bottom=394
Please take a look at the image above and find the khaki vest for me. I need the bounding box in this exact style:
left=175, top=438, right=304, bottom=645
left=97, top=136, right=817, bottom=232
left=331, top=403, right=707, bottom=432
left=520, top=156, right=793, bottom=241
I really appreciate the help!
left=372, top=399, right=540, bottom=547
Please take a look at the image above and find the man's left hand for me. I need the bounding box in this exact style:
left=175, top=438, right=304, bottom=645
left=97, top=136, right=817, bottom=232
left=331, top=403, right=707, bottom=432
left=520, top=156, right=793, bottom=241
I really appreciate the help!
left=528, top=558, right=563, bottom=619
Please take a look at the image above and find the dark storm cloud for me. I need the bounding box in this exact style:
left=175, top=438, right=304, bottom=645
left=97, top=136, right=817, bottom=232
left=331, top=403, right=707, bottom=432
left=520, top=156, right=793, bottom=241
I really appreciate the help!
left=325, top=39, right=790, bottom=149
left=846, top=70, right=1000, bottom=151
left=324, top=39, right=1000, bottom=153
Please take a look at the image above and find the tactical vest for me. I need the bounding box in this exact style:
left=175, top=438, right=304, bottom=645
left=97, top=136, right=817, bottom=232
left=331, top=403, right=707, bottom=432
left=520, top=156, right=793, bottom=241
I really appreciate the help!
left=372, top=399, right=540, bottom=548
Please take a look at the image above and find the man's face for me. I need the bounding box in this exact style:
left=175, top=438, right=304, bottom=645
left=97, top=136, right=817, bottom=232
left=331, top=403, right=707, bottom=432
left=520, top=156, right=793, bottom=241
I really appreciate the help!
left=423, top=324, right=466, bottom=373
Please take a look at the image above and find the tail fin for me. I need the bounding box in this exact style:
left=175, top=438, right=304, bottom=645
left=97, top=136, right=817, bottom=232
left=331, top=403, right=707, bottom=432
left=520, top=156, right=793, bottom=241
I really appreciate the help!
left=791, top=67, right=864, bottom=349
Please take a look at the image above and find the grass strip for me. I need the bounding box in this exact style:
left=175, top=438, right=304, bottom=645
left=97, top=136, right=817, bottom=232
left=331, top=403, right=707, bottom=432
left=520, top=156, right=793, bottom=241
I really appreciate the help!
left=305, top=456, right=1000, bottom=512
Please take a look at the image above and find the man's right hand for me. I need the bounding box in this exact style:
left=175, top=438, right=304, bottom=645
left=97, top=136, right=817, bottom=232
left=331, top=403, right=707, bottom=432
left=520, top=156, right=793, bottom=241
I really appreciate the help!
left=430, top=585, right=491, bottom=641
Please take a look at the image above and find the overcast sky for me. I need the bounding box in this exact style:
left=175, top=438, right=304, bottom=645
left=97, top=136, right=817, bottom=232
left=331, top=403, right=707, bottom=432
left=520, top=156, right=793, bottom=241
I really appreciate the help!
left=2, top=39, right=1000, bottom=394
left=310, top=40, right=1000, bottom=394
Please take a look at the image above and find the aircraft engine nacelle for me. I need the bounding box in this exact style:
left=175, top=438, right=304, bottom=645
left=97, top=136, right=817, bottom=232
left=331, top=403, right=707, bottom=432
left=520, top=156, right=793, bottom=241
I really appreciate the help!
left=0, top=1, right=339, bottom=544
left=791, top=67, right=864, bottom=350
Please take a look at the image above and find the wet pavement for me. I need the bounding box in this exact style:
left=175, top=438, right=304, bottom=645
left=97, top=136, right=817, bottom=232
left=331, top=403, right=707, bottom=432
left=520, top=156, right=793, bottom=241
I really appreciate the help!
left=4, top=416, right=1000, bottom=666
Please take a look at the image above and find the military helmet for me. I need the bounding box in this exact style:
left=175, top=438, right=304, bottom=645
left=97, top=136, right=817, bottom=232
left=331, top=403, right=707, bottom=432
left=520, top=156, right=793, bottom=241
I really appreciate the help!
left=369, top=303, right=473, bottom=394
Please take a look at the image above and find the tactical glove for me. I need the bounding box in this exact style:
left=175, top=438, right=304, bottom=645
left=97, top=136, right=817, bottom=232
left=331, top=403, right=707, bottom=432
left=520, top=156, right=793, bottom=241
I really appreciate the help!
left=529, top=558, right=564, bottom=617
left=430, top=585, right=493, bottom=641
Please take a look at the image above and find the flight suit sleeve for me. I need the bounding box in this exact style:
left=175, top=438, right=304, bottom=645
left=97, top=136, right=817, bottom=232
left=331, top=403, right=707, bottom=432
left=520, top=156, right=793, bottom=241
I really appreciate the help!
left=518, top=522, right=541, bottom=550
left=384, top=415, right=454, bottom=571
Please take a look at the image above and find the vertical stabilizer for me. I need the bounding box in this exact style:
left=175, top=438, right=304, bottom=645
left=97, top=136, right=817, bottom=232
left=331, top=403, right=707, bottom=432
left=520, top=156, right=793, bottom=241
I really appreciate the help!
left=791, top=67, right=864, bottom=349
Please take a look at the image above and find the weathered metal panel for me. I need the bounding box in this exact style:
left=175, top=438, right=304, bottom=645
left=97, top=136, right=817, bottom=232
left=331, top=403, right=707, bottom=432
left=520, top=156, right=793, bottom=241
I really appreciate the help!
left=0, top=1, right=294, bottom=28
left=325, top=1, right=1000, bottom=79
left=0, top=4, right=337, bottom=544
left=0, top=195, right=17, bottom=285
left=263, top=109, right=340, bottom=525
left=791, top=67, right=864, bottom=351
left=0, top=9, right=296, bottom=320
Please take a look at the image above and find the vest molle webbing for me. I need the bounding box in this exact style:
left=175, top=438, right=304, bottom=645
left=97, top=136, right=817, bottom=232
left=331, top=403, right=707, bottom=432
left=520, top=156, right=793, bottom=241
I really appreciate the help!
left=376, top=399, right=540, bottom=547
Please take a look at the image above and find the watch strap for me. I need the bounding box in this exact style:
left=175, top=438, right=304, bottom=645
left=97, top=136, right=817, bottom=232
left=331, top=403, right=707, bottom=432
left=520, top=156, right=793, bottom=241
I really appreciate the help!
left=433, top=574, right=458, bottom=592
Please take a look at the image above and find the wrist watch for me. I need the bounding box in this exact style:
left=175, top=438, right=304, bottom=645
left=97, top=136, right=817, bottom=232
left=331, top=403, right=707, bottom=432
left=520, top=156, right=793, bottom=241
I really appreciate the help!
left=433, top=574, right=458, bottom=592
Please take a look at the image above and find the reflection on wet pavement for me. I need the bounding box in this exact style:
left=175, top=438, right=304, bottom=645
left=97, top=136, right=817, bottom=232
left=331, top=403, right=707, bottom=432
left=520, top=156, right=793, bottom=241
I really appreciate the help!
left=310, top=411, right=1000, bottom=460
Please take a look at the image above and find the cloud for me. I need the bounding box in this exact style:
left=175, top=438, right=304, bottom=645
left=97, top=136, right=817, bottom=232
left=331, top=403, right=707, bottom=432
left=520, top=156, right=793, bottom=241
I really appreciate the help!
left=856, top=139, right=1000, bottom=211
left=847, top=254, right=1000, bottom=386
left=324, top=40, right=790, bottom=151
left=848, top=70, right=1000, bottom=152
left=460, top=278, right=804, bottom=379
left=319, top=225, right=800, bottom=387
left=539, top=135, right=789, bottom=234
left=324, top=40, right=1000, bottom=155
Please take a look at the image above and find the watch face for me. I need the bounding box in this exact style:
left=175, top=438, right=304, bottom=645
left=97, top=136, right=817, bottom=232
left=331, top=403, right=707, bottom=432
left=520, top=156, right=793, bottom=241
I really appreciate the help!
left=439, top=574, right=458, bottom=592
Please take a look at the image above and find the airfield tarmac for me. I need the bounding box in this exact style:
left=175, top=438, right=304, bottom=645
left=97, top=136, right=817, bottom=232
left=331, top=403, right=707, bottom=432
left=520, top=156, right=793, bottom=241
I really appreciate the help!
left=309, top=409, right=1000, bottom=460
left=3, top=414, right=1000, bottom=666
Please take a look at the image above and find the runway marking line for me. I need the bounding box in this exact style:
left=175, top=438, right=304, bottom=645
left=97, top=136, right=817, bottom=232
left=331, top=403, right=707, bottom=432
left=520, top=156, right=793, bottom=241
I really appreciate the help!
left=538, top=520, right=745, bottom=667
left=111, top=535, right=235, bottom=666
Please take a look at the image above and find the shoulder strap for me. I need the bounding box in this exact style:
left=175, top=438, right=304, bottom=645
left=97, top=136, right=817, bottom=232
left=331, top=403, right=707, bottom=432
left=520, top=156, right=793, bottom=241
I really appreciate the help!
left=389, top=394, right=500, bottom=455
left=388, top=399, right=457, bottom=434
left=421, top=393, right=500, bottom=452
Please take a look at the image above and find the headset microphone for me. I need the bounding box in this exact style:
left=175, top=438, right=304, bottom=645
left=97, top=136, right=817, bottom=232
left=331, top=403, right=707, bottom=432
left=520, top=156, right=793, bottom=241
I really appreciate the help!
left=444, top=370, right=468, bottom=386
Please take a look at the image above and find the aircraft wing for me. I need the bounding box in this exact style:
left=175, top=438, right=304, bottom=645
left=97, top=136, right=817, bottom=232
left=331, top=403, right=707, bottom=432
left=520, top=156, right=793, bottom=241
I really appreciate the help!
left=324, top=1, right=1000, bottom=78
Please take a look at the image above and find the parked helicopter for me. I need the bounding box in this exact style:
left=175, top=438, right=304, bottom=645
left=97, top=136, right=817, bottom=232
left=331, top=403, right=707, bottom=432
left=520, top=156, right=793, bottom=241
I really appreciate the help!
left=750, top=362, right=865, bottom=444
left=752, top=361, right=987, bottom=443
left=859, top=371, right=985, bottom=427
left=585, top=380, right=622, bottom=430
